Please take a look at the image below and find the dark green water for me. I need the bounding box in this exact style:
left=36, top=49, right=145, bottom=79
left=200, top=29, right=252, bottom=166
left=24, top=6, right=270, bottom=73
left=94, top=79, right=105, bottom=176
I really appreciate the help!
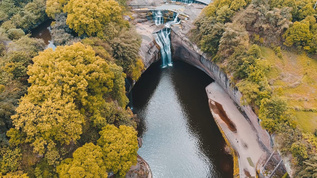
left=132, top=61, right=233, bottom=178
left=31, top=20, right=56, bottom=50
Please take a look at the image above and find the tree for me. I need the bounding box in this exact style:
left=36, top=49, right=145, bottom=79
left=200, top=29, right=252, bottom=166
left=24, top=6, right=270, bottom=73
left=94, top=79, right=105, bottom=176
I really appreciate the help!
left=199, top=21, right=225, bottom=55
left=0, top=171, right=29, bottom=178
left=11, top=97, right=84, bottom=155
left=259, top=97, right=288, bottom=120
left=50, top=13, right=77, bottom=46
left=9, top=43, right=129, bottom=164
left=230, top=0, right=247, bottom=11
left=298, top=155, right=317, bottom=177
left=7, top=28, right=24, bottom=40
left=290, top=142, right=308, bottom=161
left=26, top=43, right=127, bottom=117
left=108, top=27, right=142, bottom=78
left=293, top=0, right=316, bottom=21
left=259, top=96, right=288, bottom=132
left=283, top=21, right=313, bottom=50
left=216, top=5, right=234, bottom=23
left=97, top=125, right=138, bottom=176
left=218, top=24, right=249, bottom=58
left=0, top=36, right=45, bottom=143
left=237, top=79, right=260, bottom=105
left=0, top=147, right=22, bottom=175
left=82, top=28, right=143, bottom=81
left=10, top=0, right=46, bottom=31
left=0, top=0, right=20, bottom=20
left=46, top=0, right=69, bottom=19
left=128, top=58, right=144, bottom=81
left=64, top=0, right=123, bottom=36
left=57, top=143, right=107, bottom=178
left=93, top=101, right=135, bottom=129
left=3, top=36, right=45, bottom=83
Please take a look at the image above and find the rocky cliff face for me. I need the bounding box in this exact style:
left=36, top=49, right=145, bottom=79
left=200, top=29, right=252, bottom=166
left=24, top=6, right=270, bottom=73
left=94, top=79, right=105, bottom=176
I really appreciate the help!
left=134, top=20, right=161, bottom=69
left=171, top=28, right=273, bottom=153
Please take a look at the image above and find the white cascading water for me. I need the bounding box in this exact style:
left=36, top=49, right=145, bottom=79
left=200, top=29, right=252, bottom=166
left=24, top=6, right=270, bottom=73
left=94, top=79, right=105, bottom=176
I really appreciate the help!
left=155, top=28, right=172, bottom=67
left=171, top=0, right=194, bottom=4
left=154, top=11, right=180, bottom=68
left=153, top=10, right=164, bottom=25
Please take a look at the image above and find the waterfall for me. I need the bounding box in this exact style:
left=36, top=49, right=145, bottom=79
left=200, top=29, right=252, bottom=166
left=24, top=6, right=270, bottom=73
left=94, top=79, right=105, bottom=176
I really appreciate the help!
left=155, top=28, right=172, bottom=68
left=153, top=10, right=164, bottom=25
left=153, top=11, right=180, bottom=68
left=171, top=0, right=194, bottom=4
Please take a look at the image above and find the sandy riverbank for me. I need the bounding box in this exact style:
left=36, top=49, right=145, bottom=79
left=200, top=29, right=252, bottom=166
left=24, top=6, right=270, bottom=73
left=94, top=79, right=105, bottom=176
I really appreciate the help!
left=206, top=82, right=267, bottom=177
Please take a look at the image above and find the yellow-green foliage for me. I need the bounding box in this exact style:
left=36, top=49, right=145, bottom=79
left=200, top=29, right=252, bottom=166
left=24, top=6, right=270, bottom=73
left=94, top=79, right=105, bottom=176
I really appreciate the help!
left=259, top=97, right=289, bottom=133
left=57, top=143, right=108, bottom=178
left=64, top=0, right=123, bottom=37
left=128, top=58, right=144, bottom=81
left=81, top=28, right=142, bottom=81
left=9, top=43, right=130, bottom=164
left=290, top=142, right=308, bottom=160
left=11, top=97, right=84, bottom=155
left=0, top=148, right=22, bottom=175
left=298, top=155, right=317, bottom=177
left=97, top=125, right=138, bottom=177
left=269, top=0, right=316, bottom=21
left=0, top=171, right=29, bottom=178
left=260, top=46, right=317, bottom=133
left=192, top=0, right=251, bottom=55
left=45, top=0, right=69, bottom=19
left=203, top=0, right=249, bottom=17
left=303, top=133, right=317, bottom=149
left=283, top=21, right=312, bottom=50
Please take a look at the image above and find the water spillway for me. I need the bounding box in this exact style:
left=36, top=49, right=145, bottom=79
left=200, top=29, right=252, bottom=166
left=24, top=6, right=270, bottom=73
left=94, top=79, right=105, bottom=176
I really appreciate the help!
left=153, top=10, right=164, bottom=25
left=171, top=0, right=194, bottom=3
left=133, top=61, right=233, bottom=177
left=154, top=28, right=173, bottom=68
left=153, top=10, right=179, bottom=68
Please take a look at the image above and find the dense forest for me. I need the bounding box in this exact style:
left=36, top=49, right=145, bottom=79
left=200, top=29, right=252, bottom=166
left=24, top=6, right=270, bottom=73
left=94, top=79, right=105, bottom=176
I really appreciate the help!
left=191, top=0, right=317, bottom=176
left=0, top=0, right=143, bottom=177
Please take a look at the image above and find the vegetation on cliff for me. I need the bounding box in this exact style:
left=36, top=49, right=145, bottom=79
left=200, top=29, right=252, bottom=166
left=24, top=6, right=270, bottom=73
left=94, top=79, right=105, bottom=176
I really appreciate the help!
left=0, top=0, right=142, bottom=177
left=192, top=0, right=317, bottom=176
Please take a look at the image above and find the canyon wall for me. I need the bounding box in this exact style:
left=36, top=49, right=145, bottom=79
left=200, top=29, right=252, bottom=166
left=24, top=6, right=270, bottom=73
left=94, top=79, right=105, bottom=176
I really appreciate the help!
left=170, top=28, right=273, bottom=154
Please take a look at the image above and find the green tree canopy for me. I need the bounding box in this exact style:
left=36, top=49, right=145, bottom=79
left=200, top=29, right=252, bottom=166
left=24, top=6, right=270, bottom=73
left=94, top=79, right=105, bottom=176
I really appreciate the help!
left=9, top=43, right=129, bottom=164
left=64, top=0, right=123, bottom=37
left=97, top=125, right=138, bottom=177
left=298, top=155, right=317, bottom=177
left=46, top=0, right=69, bottom=19
left=0, top=147, right=22, bottom=175
left=57, top=143, right=107, bottom=178
left=283, top=21, right=313, bottom=50
left=11, top=97, right=84, bottom=155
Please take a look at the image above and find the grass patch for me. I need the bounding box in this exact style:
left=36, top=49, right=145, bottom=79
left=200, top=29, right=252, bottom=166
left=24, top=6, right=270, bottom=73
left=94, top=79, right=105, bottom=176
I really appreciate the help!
left=293, top=111, right=317, bottom=134
left=260, top=47, right=317, bottom=133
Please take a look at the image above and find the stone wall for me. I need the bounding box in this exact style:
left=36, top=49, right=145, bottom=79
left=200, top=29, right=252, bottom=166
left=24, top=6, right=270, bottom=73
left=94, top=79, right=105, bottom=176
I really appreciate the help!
left=139, top=40, right=161, bottom=69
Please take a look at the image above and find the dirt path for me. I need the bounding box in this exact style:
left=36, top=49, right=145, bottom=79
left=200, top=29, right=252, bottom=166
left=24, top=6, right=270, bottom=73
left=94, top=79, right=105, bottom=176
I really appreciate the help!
left=206, top=82, right=267, bottom=177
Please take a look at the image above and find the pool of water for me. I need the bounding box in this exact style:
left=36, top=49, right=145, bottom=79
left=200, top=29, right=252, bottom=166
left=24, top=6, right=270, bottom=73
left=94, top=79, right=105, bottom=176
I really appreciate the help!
left=132, top=61, right=233, bottom=178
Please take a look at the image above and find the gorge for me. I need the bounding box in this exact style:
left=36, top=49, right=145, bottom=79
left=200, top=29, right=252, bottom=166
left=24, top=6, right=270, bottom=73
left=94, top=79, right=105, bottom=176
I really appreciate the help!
left=29, top=1, right=287, bottom=177
left=131, top=1, right=288, bottom=177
